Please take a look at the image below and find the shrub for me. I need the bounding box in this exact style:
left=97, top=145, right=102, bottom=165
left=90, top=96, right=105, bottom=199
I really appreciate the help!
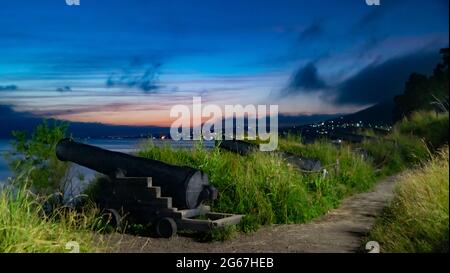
left=5, top=120, right=70, bottom=194
left=396, top=111, right=449, bottom=150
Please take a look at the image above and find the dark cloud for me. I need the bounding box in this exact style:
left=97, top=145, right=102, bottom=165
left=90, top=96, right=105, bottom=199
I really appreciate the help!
left=352, top=0, right=406, bottom=33
left=335, top=50, right=441, bottom=104
left=56, top=86, right=71, bottom=92
left=357, top=35, right=388, bottom=58
left=280, top=49, right=442, bottom=105
left=298, top=21, right=324, bottom=42
left=106, top=58, right=162, bottom=93
left=0, top=85, right=18, bottom=91
left=356, top=7, right=384, bottom=28
left=282, top=62, right=328, bottom=96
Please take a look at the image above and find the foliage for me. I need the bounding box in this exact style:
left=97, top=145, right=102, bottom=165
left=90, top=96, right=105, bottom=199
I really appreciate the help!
left=396, top=111, right=449, bottom=150
left=394, top=48, right=449, bottom=120
left=5, top=120, right=70, bottom=194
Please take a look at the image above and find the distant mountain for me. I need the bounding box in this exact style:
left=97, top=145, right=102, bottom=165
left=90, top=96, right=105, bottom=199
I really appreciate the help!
left=336, top=100, right=395, bottom=125
left=277, top=101, right=395, bottom=128
left=0, top=101, right=395, bottom=139
left=278, top=114, right=341, bottom=128
left=0, top=104, right=169, bottom=139
left=277, top=100, right=395, bottom=131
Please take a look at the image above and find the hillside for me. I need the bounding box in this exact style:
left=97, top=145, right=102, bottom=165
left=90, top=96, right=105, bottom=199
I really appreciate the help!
left=336, top=100, right=395, bottom=125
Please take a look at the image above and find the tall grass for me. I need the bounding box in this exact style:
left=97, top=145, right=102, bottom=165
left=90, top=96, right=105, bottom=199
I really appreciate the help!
left=367, top=147, right=449, bottom=253
left=138, top=140, right=377, bottom=232
left=0, top=177, right=104, bottom=252
left=362, top=111, right=447, bottom=176
left=280, top=139, right=376, bottom=192
left=396, top=111, right=449, bottom=150
left=362, top=132, right=431, bottom=176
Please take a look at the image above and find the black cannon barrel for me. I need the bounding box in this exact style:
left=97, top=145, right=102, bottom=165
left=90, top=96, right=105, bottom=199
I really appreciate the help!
left=56, top=138, right=217, bottom=209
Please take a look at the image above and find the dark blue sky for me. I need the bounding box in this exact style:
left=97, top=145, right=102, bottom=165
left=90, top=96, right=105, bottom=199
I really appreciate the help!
left=0, top=0, right=448, bottom=126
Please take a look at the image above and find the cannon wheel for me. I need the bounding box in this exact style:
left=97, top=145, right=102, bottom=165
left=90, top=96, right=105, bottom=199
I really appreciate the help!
left=155, top=217, right=177, bottom=238
left=102, top=209, right=123, bottom=228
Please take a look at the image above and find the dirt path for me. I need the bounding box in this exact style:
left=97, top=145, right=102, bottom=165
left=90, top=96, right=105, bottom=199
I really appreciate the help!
left=102, top=174, right=400, bottom=253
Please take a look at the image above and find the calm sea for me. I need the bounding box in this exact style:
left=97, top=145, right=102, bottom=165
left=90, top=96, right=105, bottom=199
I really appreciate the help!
left=0, top=139, right=11, bottom=182
left=0, top=139, right=214, bottom=184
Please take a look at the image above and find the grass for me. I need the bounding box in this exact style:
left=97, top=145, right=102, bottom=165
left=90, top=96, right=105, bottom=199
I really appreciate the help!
left=362, top=131, right=431, bottom=176
left=279, top=138, right=376, bottom=192
left=138, top=138, right=378, bottom=233
left=396, top=111, right=449, bottom=150
left=366, top=147, right=449, bottom=253
left=1, top=110, right=446, bottom=249
left=137, top=111, right=447, bottom=239
left=0, top=175, right=105, bottom=253
left=361, top=111, right=447, bottom=176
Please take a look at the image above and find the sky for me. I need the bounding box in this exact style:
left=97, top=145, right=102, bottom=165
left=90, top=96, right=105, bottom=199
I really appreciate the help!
left=0, top=0, right=448, bottom=126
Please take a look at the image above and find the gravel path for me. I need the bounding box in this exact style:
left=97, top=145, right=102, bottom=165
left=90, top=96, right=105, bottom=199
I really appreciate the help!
left=102, top=174, right=399, bottom=253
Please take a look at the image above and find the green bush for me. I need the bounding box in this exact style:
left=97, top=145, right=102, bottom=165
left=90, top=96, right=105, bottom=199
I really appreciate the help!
left=396, top=111, right=449, bottom=149
left=5, top=120, right=70, bottom=194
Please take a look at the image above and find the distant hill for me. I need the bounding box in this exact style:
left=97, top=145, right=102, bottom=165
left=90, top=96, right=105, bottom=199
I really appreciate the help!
left=278, top=114, right=341, bottom=128
left=336, top=100, right=395, bottom=125
left=0, top=101, right=395, bottom=139
left=0, top=104, right=169, bottom=139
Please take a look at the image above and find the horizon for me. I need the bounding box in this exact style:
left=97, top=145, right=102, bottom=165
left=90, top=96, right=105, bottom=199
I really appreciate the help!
left=0, top=0, right=448, bottom=127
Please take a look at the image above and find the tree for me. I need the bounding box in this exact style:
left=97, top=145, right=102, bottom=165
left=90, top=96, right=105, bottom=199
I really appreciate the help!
left=394, top=48, right=449, bottom=121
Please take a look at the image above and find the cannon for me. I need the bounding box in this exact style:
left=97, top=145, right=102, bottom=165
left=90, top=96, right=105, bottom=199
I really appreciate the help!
left=216, top=140, right=257, bottom=155
left=56, top=139, right=242, bottom=237
left=56, top=138, right=216, bottom=209
left=216, top=140, right=323, bottom=172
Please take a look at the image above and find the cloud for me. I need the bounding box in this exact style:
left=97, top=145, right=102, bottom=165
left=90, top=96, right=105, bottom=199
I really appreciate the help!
left=0, top=85, right=18, bottom=91
left=335, top=50, right=441, bottom=104
left=281, top=62, right=328, bottom=96
left=352, top=0, right=407, bottom=33
left=56, top=86, right=72, bottom=92
left=279, top=49, right=442, bottom=106
left=355, top=7, right=384, bottom=29
left=106, top=58, right=162, bottom=93
left=298, top=21, right=324, bottom=42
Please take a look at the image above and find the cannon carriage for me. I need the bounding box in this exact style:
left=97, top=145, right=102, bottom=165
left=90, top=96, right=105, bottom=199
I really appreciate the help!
left=56, top=139, right=243, bottom=238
